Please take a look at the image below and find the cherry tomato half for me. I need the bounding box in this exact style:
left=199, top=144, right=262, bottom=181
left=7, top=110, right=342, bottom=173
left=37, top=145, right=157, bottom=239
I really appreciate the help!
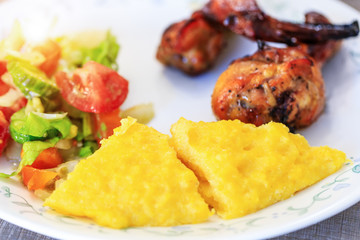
left=55, top=61, right=128, bottom=113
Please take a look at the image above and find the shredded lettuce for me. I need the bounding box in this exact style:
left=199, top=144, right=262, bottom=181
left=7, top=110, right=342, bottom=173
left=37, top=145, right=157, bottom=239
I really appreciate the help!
left=48, top=118, right=72, bottom=138
left=23, top=112, right=53, bottom=137
left=57, top=30, right=120, bottom=71
left=10, top=108, right=72, bottom=144
left=82, top=31, right=119, bottom=70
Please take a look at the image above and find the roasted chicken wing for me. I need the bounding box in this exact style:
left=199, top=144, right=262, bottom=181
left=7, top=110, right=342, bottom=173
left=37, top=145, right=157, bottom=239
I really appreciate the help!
left=211, top=45, right=325, bottom=130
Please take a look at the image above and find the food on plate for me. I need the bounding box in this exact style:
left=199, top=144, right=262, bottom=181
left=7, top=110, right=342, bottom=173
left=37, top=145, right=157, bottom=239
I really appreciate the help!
left=44, top=117, right=213, bottom=228
left=156, top=0, right=359, bottom=75
left=156, top=11, right=225, bottom=75
left=211, top=45, right=325, bottom=130
left=0, top=23, right=154, bottom=195
left=170, top=118, right=347, bottom=219
left=202, top=0, right=359, bottom=45
left=0, top=3, right=352, bottom=230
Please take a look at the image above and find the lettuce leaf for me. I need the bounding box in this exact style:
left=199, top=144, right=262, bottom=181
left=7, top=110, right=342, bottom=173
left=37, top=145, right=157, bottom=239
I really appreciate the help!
left=57, top=30, right=120, bottom=71
left=82, top=31, right=119, bottom=70
left=10, top=108, right=72, bottom=144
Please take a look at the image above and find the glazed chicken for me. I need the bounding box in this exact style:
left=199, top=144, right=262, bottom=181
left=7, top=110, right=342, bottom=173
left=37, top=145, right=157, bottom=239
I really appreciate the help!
left=211, top=11, right=344, bottom=130
left=211, top=45, right=324, bottom=131
left=156, top=0, right=358, bottom=75
left=156, top=11, right=225, bottom=75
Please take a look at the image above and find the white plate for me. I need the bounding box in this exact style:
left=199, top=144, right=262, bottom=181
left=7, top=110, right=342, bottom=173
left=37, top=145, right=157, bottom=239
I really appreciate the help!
left=0, top=0, right=360, bottom=239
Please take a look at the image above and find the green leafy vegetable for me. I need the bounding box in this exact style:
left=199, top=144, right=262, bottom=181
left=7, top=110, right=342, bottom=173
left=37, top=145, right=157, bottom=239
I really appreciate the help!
left=9, top=108, right=72, bottom=144
left=57, top=30, right=120, bottom=71
left=82, top=31, right=120, bottom=70
left=78, top=140, right=99, bottom=158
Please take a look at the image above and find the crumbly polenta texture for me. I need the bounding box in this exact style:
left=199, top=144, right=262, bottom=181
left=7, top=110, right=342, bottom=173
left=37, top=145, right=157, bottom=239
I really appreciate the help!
left=44, top=117, right=212, bottom=229
left=170, top=118, right=347, bottom=219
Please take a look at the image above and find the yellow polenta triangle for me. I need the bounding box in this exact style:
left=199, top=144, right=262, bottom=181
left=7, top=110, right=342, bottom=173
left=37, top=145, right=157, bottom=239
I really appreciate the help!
left=170, top=118, right=347, bottom=219
left=44, top=117, right=212, bottom=228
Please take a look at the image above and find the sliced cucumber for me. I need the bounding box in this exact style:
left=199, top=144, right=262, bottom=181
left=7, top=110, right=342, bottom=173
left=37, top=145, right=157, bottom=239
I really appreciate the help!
left=7, top=60, right=59, bottom=98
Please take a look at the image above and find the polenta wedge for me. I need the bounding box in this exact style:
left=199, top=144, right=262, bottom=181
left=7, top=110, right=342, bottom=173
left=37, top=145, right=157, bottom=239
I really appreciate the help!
left=170, top=118, right=347, bottom=219
left=44, top=117, right=212, bottom=228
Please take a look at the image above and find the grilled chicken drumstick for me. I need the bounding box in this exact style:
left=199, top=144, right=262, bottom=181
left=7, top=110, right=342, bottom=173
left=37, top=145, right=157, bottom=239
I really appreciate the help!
left=156, top=11, right=226, bottom=75
left=203, top=0, right=359, bottom=45
left=211, top=44, right=325, bottom=131
left=211, top=11, right=344, bottom=131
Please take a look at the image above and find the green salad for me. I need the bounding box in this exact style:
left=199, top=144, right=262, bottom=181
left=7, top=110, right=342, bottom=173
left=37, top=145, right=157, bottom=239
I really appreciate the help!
left=0, top=22, right=153, bottom=198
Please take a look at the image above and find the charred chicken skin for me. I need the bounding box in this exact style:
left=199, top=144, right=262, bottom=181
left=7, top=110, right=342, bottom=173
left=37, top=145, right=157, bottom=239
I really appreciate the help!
left=299, top=12, right=343, bottom=67
left=156, top=11, right=225, bottom=75
left=203, top=0, right=359, bottom=45
left=211, top=45, right=325, bottom=130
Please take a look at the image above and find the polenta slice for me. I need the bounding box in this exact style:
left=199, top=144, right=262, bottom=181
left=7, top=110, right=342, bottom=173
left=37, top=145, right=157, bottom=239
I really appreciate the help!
left=44, top=117, right=212, bottom=228
left=170, top=118, right=347, bottom=219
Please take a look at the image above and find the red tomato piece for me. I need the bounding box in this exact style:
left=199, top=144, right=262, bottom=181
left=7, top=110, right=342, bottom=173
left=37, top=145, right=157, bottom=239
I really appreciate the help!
left=20, top=147, right=63, bottom=169
left=21, top=166, right=58, bottom=190
left=0, top=61, right=6, bottom=77
left=0, top=111, right=10, bottom=156
left=93, top=108, right=122, bottom=141
left=33, top=39, right=61, bottom=77
left=0, top=79, right=11, bottom=96
left=33, top=147, right=63, bottom=169
left=55, top=61, right=128, bottom=113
